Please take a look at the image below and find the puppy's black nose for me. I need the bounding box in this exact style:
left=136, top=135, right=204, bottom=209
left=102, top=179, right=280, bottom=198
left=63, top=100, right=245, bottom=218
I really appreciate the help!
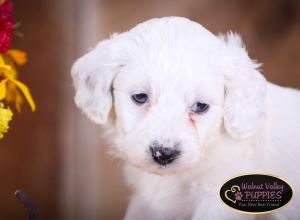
left=150, top=146, right=180, bottom=165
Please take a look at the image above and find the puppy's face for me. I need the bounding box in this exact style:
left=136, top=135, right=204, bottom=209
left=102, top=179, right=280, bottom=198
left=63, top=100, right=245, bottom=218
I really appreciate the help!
left=72, top=17, right=267, bottom=175
left=112, top=53, right=224, bottom=173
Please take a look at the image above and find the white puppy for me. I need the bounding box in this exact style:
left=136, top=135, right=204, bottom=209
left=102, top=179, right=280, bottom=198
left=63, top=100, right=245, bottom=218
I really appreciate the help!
left=71, top=17, right=300, bottom=220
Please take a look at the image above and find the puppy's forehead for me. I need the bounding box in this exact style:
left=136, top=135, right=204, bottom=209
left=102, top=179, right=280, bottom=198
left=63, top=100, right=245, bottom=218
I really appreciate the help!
left=115, top=17, right=224, bottom=91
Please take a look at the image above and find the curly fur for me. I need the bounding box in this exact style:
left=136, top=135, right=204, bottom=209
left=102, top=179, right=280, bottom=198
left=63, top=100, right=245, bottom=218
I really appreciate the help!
left=71, top=17, right=300, bottom=220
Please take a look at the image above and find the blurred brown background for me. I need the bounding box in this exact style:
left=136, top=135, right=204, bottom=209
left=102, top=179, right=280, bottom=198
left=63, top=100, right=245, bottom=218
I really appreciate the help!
left=0, top=0, right=299, bottom=220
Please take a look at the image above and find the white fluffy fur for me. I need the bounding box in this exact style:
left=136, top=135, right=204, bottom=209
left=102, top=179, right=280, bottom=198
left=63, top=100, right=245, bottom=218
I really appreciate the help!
left=71, top=17, right=300, bottom=220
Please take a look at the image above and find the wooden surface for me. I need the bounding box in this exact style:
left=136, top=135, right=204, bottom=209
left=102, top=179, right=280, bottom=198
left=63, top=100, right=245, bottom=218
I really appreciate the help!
left=0, top=0, right=299, bottom=220
left=0, top=0, right=72, bottom=219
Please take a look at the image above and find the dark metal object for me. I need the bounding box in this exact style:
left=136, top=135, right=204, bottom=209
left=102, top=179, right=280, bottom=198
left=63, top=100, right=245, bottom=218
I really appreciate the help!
left=15, top=189, right=39, bottom=220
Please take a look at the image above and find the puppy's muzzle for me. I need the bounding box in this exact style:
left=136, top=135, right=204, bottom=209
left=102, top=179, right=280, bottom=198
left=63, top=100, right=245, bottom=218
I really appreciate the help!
left=149, top=142, right=180, bottom=166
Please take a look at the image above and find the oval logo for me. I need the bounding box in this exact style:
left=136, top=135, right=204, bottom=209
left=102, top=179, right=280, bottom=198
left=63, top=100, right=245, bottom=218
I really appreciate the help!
left=219, top=174, right=293, bottom=214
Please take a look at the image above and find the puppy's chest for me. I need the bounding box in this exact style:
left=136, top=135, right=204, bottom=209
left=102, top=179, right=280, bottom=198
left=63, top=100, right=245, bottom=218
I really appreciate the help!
left=130, top=172, right=200, bottom=217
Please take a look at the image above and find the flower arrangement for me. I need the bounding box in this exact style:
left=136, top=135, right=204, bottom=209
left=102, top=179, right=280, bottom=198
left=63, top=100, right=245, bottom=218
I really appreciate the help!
left=0, top=0, right=35, bottom=139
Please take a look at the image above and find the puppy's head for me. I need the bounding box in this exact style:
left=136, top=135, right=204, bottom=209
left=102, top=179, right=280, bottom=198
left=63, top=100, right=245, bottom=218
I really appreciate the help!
left=71, top=17, right=266, bottom=174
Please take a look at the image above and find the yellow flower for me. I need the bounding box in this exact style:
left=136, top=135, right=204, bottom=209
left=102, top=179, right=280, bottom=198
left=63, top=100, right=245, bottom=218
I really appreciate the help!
left=8, top=49, right=27, bottom=66
left=0, top=78, right=8, bottom=99
left=0, top=54, right=35, bottom=112
left=0, top=54, right=13, bottom=73
left=0, top=103, right=13, bottom=139
left=5, top=78, right=36, bottom=112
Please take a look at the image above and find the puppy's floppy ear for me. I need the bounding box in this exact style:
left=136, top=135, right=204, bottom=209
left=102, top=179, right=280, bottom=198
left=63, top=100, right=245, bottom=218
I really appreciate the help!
left=71, top=35, right=122, bottom=124
left=220, top=33, right=267, bottom=139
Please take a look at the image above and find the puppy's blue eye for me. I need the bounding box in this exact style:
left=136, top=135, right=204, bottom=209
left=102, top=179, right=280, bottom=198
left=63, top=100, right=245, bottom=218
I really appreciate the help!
left=132, top=93, right=148, bottom=104
left=191, top=102, right=209, bottom=113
